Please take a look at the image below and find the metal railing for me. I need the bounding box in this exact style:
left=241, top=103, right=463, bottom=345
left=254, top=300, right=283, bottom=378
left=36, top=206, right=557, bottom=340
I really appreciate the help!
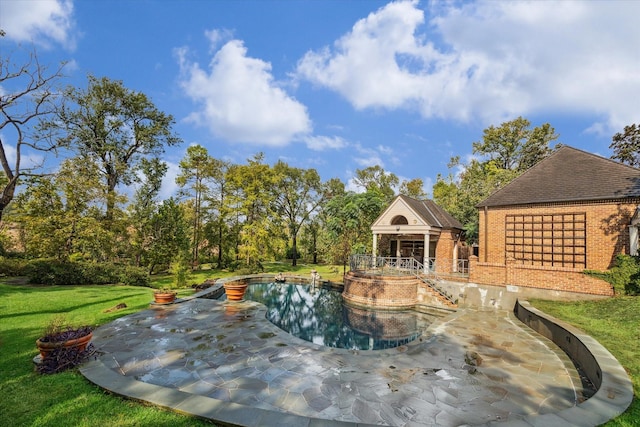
left=349, top=254, right=468, bottom=277
left=349, top=254, right=460, bottom=304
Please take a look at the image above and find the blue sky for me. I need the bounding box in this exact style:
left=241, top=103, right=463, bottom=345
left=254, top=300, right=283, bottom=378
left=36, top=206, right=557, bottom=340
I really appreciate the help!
left=1, top=0, right=639, bottom=199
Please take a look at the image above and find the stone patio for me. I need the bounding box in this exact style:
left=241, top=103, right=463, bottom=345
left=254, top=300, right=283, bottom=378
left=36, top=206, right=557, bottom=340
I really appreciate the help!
left=78, top=293, right=624, bottom=426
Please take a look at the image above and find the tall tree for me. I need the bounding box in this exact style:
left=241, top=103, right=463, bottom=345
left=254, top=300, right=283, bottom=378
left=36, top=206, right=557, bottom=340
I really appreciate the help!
left=472, top=116, right=557, bottom=172
left=146, top=198, right=190, bottom=274
left=352, top=165, right=398, bottom=202
left=610, top=124, right=640, bottom=167
left=399, top=178, right=427, bottom=199
left=129, top=157, right=167, bottom=267
left=227, top=153, right=277, bottom=267
left=272, top=161, right=325, bottom=266
left=176, top=145, right=215, bottom=267
left=324, top=191, right=386, bottom=270
left=0, top=42, right=65, bottom=222
left=43, top=75, right=181, bottom=225
left=203, top=157, right=231, bottom=268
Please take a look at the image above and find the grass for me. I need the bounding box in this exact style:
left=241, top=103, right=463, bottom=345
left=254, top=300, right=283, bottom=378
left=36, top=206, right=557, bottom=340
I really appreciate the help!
left=151, top=261, right=346, bottom=290
left=531, top=297, right=640, bottom=427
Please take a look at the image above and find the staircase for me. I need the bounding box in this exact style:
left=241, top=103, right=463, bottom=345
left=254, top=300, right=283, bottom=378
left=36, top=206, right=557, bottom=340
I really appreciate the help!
left=418, top=275, right=458, bottom=308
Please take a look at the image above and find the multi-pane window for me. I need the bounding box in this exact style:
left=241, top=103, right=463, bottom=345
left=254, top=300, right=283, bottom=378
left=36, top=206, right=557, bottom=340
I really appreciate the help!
left=505, top=213, right=586, bottom=268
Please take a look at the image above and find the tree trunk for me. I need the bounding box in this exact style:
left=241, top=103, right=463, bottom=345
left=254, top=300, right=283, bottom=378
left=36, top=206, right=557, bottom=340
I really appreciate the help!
left=291, top=235, right=298, bottom=266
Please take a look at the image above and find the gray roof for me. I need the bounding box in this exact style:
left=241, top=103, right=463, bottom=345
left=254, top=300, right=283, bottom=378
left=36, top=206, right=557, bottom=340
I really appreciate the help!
left=399, top=195, right=464, bottom=229
left=477, top=146, right=640, bottom=208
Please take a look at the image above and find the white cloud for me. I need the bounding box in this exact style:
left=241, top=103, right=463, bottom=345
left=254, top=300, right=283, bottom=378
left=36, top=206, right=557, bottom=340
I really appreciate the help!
left=303, top=135, right=347, bottom=151
left=296, top=0, right=640, bottom=134
left=159, top=160, right=180, bottom=201
left=0, top=0, right=77, bottom=50
left=177, top=38, right=312, bottom=147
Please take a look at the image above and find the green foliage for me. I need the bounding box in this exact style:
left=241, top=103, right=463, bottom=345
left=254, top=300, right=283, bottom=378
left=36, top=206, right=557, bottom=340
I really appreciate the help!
left=352, top=165, right=398, bottom=203
left=586, top=254, right=640, bottom=295
left=43, top=74, right=181, bottom=224
left=0, top=257, right=29, bottom=276
left=610, top=123, right=640, bottom=168
left=272, top=160, right=325, bottom=266
left=25, top=259, right=150, bottom=287
left=118, top=266, right=151, bottom=287
left=323, top=191, right=386, bottom=264
left=26, top=259, right=86, bottom=285
left=171, top=251, right=191, bottom=288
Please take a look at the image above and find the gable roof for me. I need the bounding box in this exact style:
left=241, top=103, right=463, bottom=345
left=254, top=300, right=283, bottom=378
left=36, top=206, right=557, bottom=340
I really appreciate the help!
left=396, top=195, right=464, bottom=229
left=477, top=146, right=640, bottom=208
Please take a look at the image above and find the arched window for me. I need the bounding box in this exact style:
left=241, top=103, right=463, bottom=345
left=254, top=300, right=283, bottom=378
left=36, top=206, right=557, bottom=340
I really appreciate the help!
left=391, top=215, right=408, bottom=225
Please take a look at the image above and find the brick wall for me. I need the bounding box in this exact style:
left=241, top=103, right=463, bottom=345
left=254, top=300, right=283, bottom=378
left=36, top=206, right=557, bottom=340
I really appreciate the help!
left=472, top=199, right=636, bottom=296
left=343, top=271, right=418, bottom=308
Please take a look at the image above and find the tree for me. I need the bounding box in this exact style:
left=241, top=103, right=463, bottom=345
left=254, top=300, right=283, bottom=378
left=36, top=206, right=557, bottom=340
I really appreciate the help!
left=434, top=117, right=558, bottom=242
left=0, top=43, right=65, bottom=222
left=146, top=198, right=190, bottom=274
left=324, top=191, right=386, bottom=269
left=610, top=124, right=640, bottom=167
left=203, top=157, right=231, bottom=269
left=272, top=161, right=325, bottom=266
left=472, top=116, right=557, bottom=172
left=43, top=75, right=181, bottom=225
left=399, top=178, right=427, bottom=199
left=129, top=157, right=167, bottom=266
left=226, top=153, right=277, bottom=267
left=10, top=159, right=105, bottom=260
left=352, top=165, right=398, bottom=202
left=176, top=145, right=215, bottom=267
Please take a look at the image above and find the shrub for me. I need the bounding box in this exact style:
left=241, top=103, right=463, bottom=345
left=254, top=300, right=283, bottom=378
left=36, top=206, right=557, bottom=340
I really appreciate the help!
left=26, top=260, right=150, bottom=287
left=586, top=254, right=640, bottom=295
left=119, top=266, right=150, bottom=287
left=80, top=263, right=119, bottom=285
left=0, top=258, right=30, bottom=276
left=26, top=259, right=85, bottom=285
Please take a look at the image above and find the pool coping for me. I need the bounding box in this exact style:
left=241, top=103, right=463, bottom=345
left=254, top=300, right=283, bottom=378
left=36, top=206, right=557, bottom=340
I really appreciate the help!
left=79, top=279, right=634, bottom=426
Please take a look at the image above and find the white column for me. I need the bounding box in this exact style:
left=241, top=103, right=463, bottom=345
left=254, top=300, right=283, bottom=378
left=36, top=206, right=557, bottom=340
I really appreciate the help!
left=423, top=231, right=430, bottom=273
left=372, top=232, right=377, bottom=257
left=452, top=240, right=459, bottom=272
left=631, top=226, right=639, bottom=256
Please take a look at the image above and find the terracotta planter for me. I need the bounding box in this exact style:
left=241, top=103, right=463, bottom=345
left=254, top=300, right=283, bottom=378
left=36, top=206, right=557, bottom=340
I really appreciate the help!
left=36, top=331, right=93, bottom=360
left=154, top=292, right=177, bottom=304
left=223, top=282, right=248, bottom=301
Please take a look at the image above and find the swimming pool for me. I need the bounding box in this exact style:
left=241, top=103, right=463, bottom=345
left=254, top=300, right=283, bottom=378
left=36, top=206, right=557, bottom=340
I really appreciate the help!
left=243, top=282, right=442, bottom=350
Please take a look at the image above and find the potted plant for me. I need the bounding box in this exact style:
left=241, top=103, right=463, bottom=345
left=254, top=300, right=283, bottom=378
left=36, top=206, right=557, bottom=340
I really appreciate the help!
left=35, top=316, right=94, bottom=374
left=153, top=288, right=177, bottom=304
left=223, top=281, right=248, bottom=301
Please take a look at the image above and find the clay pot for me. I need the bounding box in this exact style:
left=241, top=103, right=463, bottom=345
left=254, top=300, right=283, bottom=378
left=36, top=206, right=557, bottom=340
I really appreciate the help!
left=223, top=282, right=248, bottom=301
left=153, top=292, right=177, bottom=304
left=36, top=331, right=93, bottom=360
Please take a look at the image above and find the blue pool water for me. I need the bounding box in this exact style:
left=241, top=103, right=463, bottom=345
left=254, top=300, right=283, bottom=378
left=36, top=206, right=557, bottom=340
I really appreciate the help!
left=243, top=282, right=438, bottom=350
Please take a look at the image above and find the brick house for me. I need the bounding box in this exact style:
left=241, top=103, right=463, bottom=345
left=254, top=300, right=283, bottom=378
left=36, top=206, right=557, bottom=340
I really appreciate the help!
left=471, top=146, right=640, bottom=296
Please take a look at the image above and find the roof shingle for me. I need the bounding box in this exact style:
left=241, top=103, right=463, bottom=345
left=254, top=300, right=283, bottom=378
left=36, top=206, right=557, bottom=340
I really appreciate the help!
left=477, top=146, right=640, bottom=208
left=399, top=195, right=464, bottom=229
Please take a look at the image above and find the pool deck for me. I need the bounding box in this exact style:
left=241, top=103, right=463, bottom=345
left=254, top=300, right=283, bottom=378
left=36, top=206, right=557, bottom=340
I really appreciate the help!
left=80, top=295, right=631, bottom=426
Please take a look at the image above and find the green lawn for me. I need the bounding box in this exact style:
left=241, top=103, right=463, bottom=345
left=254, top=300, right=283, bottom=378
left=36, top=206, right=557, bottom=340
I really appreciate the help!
left=1, top=266, right=637, bottom=426
left=531, top=297, right=640, bottom=427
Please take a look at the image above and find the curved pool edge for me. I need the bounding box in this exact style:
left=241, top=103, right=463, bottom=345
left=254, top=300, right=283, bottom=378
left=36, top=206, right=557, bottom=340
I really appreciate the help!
left=514, top=299, right=634, bottom=426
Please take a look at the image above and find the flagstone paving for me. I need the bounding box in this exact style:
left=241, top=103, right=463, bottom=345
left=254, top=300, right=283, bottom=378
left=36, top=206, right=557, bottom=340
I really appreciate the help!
left=79, top=297, right=612, bottom=426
